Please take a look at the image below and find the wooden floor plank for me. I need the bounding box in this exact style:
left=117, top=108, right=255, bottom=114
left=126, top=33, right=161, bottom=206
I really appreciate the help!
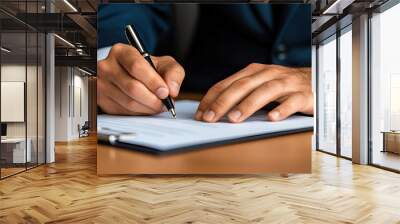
left=0, top=136, right=400, bottom=223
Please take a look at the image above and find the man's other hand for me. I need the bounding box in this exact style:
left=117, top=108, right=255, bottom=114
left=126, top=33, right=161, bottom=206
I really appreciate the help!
left=196, top=64, right=313, bottom=123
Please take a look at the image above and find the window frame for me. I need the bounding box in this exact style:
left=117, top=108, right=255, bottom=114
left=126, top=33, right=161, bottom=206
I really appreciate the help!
left=315, top=23, right=353, bottom=160
left=0, top=0, right=48, bottom=180
left=367, top=0, right=400, bottom=173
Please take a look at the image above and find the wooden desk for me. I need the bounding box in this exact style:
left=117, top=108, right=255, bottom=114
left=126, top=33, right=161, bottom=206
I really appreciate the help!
left=1, top=137, right=32, bottom=166
left=97, top=131, right=312, bottom=175
left=97, top=93, right=312, bottom=175
left=382, top=131, right=400, bottom=154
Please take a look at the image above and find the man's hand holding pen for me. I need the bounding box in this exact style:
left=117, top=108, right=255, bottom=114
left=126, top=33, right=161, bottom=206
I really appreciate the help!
left=97, top=43, right=185, bottom=115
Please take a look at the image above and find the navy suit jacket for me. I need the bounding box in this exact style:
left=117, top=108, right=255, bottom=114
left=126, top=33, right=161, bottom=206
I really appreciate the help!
left=98, top=4, right=311, bottom=92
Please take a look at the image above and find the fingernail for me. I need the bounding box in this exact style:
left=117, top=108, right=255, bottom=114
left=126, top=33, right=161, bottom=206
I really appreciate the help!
left=155, top=87, right=169, bottom=99
left=228, top=110, right=242, bottom=122
left=195, top=110, right=203, bottom=120
left=203, top=110, right=215, bottom=121
left=169, top=81, right=179, bottom=95
left=269, top=111, right=280, bottom=120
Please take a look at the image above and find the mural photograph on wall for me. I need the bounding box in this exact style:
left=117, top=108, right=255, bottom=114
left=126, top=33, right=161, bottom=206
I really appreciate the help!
left=96, top=3, right=313, bottom=175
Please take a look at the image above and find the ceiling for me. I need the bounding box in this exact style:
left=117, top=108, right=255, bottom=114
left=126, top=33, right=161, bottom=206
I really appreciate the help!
left=0, top=0, right=97, bottom=71
left=0, top=0, right=392, bottom=71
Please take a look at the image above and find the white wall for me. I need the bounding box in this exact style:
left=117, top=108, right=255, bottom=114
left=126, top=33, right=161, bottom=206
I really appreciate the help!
left=1, top=65, right=39, bottom=138
left=72, top=73, right=89, bottom=137
left=1, top=63, right=46, bottom=164
left=54, top=67, right=89, bottom=141
left=1, top=65, right=25, bottom=139
left=54, top=66, right=70, bottom=141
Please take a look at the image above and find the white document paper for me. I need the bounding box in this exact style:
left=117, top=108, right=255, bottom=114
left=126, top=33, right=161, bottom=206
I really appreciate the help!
left=98, top=100, right=313, bottom=152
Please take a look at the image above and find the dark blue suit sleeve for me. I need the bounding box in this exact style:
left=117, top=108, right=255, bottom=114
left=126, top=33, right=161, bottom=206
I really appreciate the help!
left=98, top=4, right=172, bottom=52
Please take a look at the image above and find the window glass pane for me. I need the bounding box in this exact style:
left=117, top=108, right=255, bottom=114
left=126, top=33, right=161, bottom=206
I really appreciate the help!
left=371, top=3, right=400, bottom=171
left=317, top=36, right=337, bottom=154
left=339, top=28, right=352, bottom=158
left=1, top=0, right=46, bottom=179
left=1, top=27, right=27, bottom=177
left=27, top=30, right=38, bottom=169
left=26, top=0, right=40, bottom=169
left=312, top=45, right=317, bottom=150
left=38, top=32, right=46, bottom=165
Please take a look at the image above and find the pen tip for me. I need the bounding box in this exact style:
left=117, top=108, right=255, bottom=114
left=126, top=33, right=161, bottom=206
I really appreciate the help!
left=170, top=108, right=177, bottom=119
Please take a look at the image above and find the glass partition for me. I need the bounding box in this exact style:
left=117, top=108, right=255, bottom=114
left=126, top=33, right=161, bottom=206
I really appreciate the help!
left=1, top=30, right=28, bottom=177
left=317, top=35, right=337, bottom=155
left=27, top=30, right=38, bottom=169
left=26, top=0, right=42, bottom=169
left=0, top=0, right=46, bottom=179
left=38, top=32, right=45, bottom=165
left=339, top=27, right=352, bottom=158
left=370, top=3, right=400, bottom=171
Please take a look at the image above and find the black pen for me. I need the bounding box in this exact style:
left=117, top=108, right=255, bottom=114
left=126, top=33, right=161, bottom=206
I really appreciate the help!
left=124, top=24, right=176, bottom=118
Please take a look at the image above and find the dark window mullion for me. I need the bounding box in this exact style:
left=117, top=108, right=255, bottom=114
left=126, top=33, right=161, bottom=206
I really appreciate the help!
left=315, top=44, right=320, bottom=151
left=36, top=0, right=39, bottom=168
left=0, top=20, right=2, bottom=179
left=367, top=11, right=373, bottom=166
left=24, top=0, right=28, bottom=171
left=336, top=25, right=341, bottom=157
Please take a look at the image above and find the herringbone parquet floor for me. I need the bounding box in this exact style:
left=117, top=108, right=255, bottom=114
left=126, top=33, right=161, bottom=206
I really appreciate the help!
left=1, top=136, right=400, bottom=224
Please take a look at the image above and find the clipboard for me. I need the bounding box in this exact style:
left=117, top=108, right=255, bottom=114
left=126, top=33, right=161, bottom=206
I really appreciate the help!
left=97, top=101, right=314, bottom=155
left=98, top=126, right=313, bottom=155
